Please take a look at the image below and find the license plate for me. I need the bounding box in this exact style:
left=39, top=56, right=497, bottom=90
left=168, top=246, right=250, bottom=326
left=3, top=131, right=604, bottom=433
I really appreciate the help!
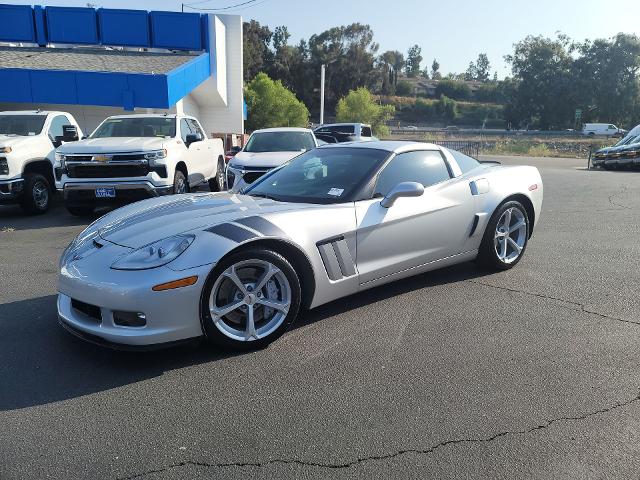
left=95, top=187, right=116, bottom=198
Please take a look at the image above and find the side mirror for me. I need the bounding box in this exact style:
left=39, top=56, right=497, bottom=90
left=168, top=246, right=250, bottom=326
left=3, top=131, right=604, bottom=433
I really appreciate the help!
left=62, top=125, right=79, bottom=142
left=185, top=133, right=201, bottom=146
left=380, top=181, right=424, bottom=208
left=231, top=146, right=242, bottom=153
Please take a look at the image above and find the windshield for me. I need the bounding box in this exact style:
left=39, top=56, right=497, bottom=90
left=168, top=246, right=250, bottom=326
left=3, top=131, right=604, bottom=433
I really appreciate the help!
left=0, top=115, right=47, bottom=136
left=91, top=117, right=176, bottom=138
left=615, top=133, right=640, bottom=147
left=245, top=147, right=390, bottom=204
left=244, top=131, right=316, bottom=153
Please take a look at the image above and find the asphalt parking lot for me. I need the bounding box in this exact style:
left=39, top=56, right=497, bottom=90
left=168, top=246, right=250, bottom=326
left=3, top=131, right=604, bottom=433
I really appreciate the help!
left=1, top=155, right=639, bottom=480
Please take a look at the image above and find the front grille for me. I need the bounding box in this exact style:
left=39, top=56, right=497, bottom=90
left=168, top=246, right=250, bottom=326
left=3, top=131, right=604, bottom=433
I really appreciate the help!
left=243, top=171, right=268, bottom=184
left=0, top=157, right=7, bottom=175
left=67, top=163, right=150, bottom=178
left=66, top=154, right=146, bottom=162
left=71, top=298, right=102, bottom=323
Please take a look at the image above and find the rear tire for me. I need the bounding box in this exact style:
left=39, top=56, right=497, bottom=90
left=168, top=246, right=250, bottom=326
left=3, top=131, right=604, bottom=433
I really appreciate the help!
left=477, top=200, right=530, bottom=270
left=209, top=157, right=226, bottom=192
left=200, top=248, right=301, bottom=350
left=66, top=205, right=94, bottom=217
left=20, top=173, right=51, bottom=215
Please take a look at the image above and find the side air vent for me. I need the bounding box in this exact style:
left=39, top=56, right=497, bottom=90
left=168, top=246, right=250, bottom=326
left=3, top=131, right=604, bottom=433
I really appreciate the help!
left=317, top=237, right=356, bottom=281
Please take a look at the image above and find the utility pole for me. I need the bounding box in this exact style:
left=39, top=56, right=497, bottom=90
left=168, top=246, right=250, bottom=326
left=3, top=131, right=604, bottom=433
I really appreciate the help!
left=320, top=64, right=326, bottom=125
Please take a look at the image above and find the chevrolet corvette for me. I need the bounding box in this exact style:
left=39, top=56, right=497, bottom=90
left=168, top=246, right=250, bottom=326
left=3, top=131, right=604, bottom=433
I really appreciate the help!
left=58, top=141, right=543, bottom=350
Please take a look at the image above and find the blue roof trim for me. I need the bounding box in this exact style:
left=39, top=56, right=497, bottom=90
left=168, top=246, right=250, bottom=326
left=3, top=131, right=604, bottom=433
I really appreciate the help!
left=0, top=52, right=209, bottom=110
left=166, top=53, right=211, bottom=107
left=0, top=3, right=206, bottom=51
left=98, top=9, right=150, bottom=48
left=45, top=6, right=99, bottom=45
left=0, top=4, right=36, bottom=43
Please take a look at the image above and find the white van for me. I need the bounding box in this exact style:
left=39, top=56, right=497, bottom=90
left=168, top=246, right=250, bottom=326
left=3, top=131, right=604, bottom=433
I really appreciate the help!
left=582, top=123, right=627, bottom=137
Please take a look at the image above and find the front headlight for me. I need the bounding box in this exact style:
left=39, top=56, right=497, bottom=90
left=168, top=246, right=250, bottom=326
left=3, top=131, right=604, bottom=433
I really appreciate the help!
left=144, top=150, right=167, bottom=162
left=111, top=234, right=195, bottom=270
left=228, top=163, right=243, bottom=171
left=0, top=146, right=12, bottom=154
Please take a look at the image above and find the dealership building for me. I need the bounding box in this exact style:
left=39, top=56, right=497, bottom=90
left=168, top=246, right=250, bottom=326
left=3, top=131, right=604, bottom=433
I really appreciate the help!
left=0, top=3, right=244, bottom=136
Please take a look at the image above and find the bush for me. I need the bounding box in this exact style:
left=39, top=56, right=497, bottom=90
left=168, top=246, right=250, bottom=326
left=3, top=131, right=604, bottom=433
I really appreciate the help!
left=395, top=80, right=414, bottom=97
left=435, top=79, right=471, bottom=100
left=435, top=95, right=458, bottom=121
left=244, top=73, right=309, bottom=130
left=336, top=87, right=395, bottom=137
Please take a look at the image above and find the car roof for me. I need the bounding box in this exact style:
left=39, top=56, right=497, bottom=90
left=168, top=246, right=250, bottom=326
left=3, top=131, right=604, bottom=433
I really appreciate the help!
left=0, top=110, right=56, bottom=116
left=320, top=140, right=443, bottom=154
left=251, top=127, right=313, bottom=134
left=106, top=114, right=179, bottom=119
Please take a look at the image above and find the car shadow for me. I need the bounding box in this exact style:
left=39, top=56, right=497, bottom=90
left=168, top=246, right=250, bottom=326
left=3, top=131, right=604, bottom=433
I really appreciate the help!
left=0, top=197, right=96, bottom=231
left=294, top=262, right=492, bottom=329
left=0, top=262, right=490, bottom=411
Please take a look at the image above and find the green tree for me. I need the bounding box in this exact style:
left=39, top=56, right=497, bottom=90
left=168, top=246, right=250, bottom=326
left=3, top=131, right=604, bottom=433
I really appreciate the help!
left=475, top=53, right=491, bottom=82
left=244, top=73, right=309, bottom=130
left=406, top=45, right=423, bottom=77
left=572, top=33, right=640, bottom=124
left=308, top=24, right=380, bottom=111
left=435, top=95, right=458, bottom=122
left=243, top=20, right=273, bottom=81
left=435, top=79, right=471, bottom=100
left=431, top=59, right=441, bottom=79
left=505, top=34, right=575, bottom=129
left=395, top=79, right=414, bottom=96
left=335, top=87, right=395, bottom=136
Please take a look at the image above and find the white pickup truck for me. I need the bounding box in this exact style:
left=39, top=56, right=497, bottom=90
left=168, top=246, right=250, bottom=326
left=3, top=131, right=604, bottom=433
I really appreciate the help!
left=0, top=110, right=82, bottom=214
left=56, top=114, right=226, bottom=216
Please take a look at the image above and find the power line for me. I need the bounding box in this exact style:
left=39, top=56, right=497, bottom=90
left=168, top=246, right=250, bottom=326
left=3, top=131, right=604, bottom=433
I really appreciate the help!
left=183, top=0, right=261, bottom=11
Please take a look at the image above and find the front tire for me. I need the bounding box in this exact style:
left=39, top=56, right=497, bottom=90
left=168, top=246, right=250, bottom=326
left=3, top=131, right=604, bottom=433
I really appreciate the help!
left=209, top=157, right=226, bottom=192
left=20, top=173, right=51, bottom=215
left=200, top=249, right=301, bottom=350
left=477, top=200, right=529, bottom=270
left=173, top=170, right=188, bottom=194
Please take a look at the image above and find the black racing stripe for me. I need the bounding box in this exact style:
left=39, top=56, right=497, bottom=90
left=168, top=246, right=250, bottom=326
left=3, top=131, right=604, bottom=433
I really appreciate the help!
left=206, top=223, right=257, bottom=243
left=235, top=216, right=287, bottom=237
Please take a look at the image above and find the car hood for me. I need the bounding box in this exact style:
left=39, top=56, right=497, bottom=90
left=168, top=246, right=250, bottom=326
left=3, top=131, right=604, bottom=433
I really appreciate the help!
left=0, top=135, right=37, bottom=149
left=96, top=192, right=322, bottom=248
left=57, top=137, right=166, bottom=154
left=231, top=151, right=304, bottom=168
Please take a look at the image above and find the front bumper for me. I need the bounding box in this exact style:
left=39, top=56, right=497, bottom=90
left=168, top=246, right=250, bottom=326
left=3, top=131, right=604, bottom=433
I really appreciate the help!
left=63, top=181, right=174, bottom=206
left=0, top=178, right=25, bottom=204
left=57, top=242, right=212, bottom=347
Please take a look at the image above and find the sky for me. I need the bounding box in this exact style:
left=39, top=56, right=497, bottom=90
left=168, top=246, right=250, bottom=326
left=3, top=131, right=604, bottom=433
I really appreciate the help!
left=8, top=0, right=640, bottom=78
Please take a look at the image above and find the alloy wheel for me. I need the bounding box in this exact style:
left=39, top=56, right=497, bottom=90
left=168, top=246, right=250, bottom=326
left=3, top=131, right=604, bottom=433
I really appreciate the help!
left=33, top=181, right=49, bottom=209
left=494, top=207, right=527, bottom=264
left=208, top=259, right=291, bottom=342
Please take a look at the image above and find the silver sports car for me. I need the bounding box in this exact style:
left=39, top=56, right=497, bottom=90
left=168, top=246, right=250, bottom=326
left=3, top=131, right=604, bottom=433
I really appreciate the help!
left=58, top=141, right=543, bottom=350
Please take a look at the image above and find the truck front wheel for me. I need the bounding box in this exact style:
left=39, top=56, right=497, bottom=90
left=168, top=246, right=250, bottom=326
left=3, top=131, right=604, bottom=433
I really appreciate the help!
left=20, top=173, right=51, bottom=215
left=174, top=170, right=188, bottom=194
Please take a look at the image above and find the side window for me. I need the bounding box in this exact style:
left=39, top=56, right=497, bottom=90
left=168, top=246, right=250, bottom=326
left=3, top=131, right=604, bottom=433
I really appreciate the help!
left=187, top=119, right=205, bottom=139
left=48, top=115, right=70, bottom=140
left=180, top=119, right=192, bottom=143
left=449, top=149, right=480, bottom=174
left=361, top=126, right=372, bottom=137
left=374, top=150, right=451, bottom=197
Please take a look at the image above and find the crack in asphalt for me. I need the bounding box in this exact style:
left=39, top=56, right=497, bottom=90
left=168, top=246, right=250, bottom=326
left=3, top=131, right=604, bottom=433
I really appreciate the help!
left=117, top=390, right=640, bottom=478
left=608, top=185, right=630, bottom=209
left=468, top=280, right=640, bottom=327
